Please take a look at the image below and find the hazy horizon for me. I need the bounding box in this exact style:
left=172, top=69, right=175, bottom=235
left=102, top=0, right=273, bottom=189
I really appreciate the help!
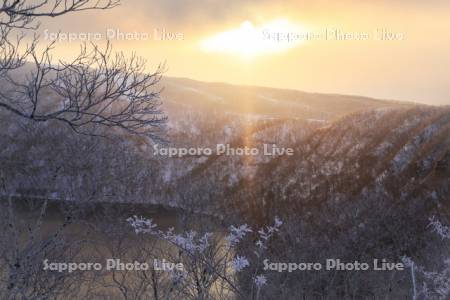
left=31, top=0, right=450, bottom=106
left=162, top=75, right=445, bottom=106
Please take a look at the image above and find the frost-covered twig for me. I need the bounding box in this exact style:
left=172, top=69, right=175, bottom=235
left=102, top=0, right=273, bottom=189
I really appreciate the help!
left=127, top=215, right=282, bottom=299
left=403, top=217, right=450, bottom=299
left=429, top=217, right=450, bottom=240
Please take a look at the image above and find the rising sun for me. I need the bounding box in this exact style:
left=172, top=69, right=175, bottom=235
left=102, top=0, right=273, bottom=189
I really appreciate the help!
left=200, top=19, right=306, bottom=59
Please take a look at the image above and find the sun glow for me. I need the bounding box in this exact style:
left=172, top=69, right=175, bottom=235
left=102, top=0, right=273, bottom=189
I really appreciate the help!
left=200, top=19, right=306, bottom=59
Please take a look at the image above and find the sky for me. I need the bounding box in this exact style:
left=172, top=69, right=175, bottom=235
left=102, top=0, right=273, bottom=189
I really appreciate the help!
left=34, top=0, right=450, bottom=105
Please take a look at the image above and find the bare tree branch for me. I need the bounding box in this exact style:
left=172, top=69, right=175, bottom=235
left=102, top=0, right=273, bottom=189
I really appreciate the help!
left=0, top=0, right=119, bottom=29
left=0, top=0, right=167, bottom=142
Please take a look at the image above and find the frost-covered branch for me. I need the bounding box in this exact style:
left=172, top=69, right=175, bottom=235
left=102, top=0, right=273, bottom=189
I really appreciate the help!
left=127, top=215, right=283, bottom=299
left=403, top=216, right=450, bottom=299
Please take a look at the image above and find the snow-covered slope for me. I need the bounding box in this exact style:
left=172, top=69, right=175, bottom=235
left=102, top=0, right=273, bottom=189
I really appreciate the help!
left=1, top=77, right=447, bottom=223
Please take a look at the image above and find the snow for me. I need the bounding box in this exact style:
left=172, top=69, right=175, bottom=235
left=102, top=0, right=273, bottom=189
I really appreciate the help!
left=232, top=256, right=250, bottom=272
left=254, top=275, right=267, bottom=287
left=179, top=86, right=224, bottom=103
left=258, top=94, right=280, bottom=103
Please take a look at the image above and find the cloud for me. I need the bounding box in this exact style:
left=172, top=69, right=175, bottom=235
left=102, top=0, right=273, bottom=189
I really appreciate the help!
left=139, top=0, right=269, bottom=23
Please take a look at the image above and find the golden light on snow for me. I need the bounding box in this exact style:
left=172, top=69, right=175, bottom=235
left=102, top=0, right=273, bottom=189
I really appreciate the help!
left=200, top=19, right=306, bottom=59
